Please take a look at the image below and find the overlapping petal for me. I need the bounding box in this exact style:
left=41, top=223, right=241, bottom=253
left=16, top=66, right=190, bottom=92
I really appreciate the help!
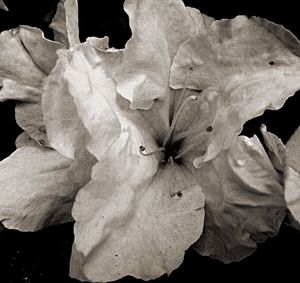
left=0, top=25, right=65, bottom=145
left=0, top=145, right=77, bottom=231
left=259, top=125, right=300, bottom=225
left=189, top=135, right=285, bottom=263
left=115, top=0, right=197, bottom=110
left=50, top=0, right=80, bottom=47
left=170, top=16, right=300, bottom=164
left=42, top=49, right=88, bottom=159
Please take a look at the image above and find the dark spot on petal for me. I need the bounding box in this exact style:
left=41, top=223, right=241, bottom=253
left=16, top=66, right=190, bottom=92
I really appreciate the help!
left=176, top=191, right=183, bottom=198
left=139, top=145, right=145, bottom=151
left=269, top=61, right=275, bottom=65
left=115, top=254, right=118, bottom=257
left=171, top=191, right=183, bottom=198
left=154, top=98, right=158, bottom=101
left=188, top=66, right=194, bottom=72
left=38, top=139, right=46, bottom=146
left=195, top=207, right=202, bottom=211
left=206, top=125, right=213, bottom=132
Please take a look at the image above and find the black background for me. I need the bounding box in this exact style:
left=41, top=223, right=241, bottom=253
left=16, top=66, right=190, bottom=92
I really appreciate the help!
left=1, top=0, right=300, bottom=282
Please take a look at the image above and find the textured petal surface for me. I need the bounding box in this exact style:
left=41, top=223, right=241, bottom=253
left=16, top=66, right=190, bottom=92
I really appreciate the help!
left=64, top=46, right=122, bottom=160
left=171, top=16, right=300, bottom=163
left=42, top=48, right=96, bottom=189
left=0, top=146, right=78, bottom=231
left=0, top=27, right=44, bottom=86
left=71, top=129, right=204, bottom=281
left=116, top=0, right=196, bottom=110
left=285, top=127, right=300, bottom=223
left=42, top=49, right=88, bottom=159
left=50, top=0, right=80, bottom=47
left=190, top=136, right=285, bottom=263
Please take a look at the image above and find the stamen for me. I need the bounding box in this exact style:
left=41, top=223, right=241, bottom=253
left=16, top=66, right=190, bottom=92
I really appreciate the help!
left=173, top=66, right=193, bottom=116
left=174, top=135, right=207, bottom=160
left=163, top=95, right=197, bottom=148
left=206, top=125, right=213, bottom=132
left=172, top=125, right=213, bottom=143
left=139, top=145, right=165, bottom=156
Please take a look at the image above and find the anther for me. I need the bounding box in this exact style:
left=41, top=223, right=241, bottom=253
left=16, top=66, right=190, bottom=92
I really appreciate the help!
left=38, top=139, right=46, bottom=146
left=206, top=125, right=213, bottom=132
left=139, top=145, right=165, bottom=156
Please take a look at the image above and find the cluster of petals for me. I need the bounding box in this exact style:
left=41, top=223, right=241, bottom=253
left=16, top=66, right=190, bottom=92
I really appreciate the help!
left=1, top=0, right=300, bottom=282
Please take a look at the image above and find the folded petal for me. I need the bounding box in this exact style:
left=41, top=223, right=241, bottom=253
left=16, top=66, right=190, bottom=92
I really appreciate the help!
left=64, top=43, right=162, bottom=161
left=71, top=128, right=204, bottom=281
left=0, top=27, right=44, bottom=86
left=42, top=47, right=97, bottom=189
left=0, top=79, right=40, bottom=103
left=115, top=0, right=196, bottom=110
left=17, top=25, right=65, bottom=73
left=50, top=0, right=80, bottom=47
left=0, top=146, right=78, bottom=231
left=285, top=127, right=300, bottom=224
left=171, top=16, right=300, bottom=163
left=190, top=135, right=285, bottom=263
left=42, top=49, right=88, bottom=159
left=15, top=100, right=51, bottom=147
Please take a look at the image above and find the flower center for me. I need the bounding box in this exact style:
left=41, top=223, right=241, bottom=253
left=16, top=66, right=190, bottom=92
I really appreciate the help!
left=139, top=67, right=214, bottom=164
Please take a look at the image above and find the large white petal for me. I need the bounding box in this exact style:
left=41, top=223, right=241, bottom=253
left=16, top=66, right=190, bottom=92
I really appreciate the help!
left=71, top=129, right=204, bottom=281
left=190, top=136, right=285, bottom=263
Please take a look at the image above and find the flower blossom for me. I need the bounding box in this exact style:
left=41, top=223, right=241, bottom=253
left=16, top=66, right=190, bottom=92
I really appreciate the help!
left=1, top=0, right=300, bottom=282
left=41, top=0, right=300, bottom=281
